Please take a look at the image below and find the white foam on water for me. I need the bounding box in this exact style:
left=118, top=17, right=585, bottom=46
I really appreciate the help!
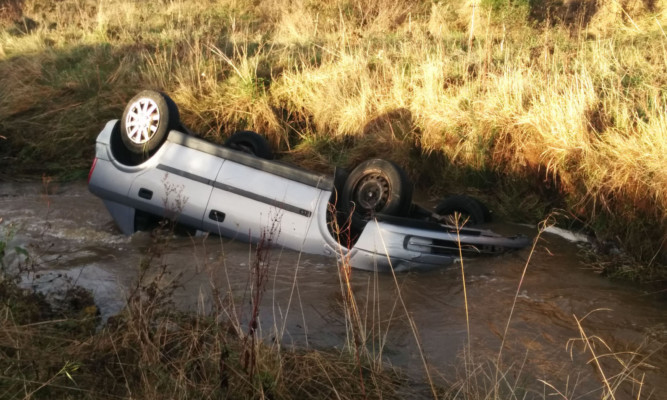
left=543, top=226, right=591, bottom=243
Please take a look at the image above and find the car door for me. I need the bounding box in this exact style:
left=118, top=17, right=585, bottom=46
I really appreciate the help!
left=202, top=160, right=324, bottom=252
left=128, top=142, right=222, bottom=230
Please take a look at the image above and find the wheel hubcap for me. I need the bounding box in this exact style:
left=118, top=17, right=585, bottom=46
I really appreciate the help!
left=354, top=174, right=389, bottom=214
left=125, top=98, right=160, bottom=144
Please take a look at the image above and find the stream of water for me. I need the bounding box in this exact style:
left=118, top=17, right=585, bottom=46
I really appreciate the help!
left=1, top=181, right=665, bottom=399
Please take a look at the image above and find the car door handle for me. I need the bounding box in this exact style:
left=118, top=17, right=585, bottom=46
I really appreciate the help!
left=138, top=188, right=153, bottom=200
left=209, top=210, right=225, bottom=222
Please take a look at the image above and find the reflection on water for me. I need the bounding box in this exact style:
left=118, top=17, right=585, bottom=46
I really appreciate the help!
left=1, top=181, right=665, bottom=398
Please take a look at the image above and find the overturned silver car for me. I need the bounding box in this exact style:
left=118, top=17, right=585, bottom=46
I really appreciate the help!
left=88, top=90, right=531, bottom=271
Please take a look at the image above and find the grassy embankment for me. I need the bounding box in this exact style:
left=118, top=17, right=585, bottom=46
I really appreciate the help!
left=0, top=1, right=665, bottom=271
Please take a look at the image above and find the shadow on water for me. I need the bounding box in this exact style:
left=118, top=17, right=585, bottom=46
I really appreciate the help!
left=1, top=181, right=666, bottom=397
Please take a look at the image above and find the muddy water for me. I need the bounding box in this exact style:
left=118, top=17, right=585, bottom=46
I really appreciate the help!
left=1, top=181, right=666, bottom=398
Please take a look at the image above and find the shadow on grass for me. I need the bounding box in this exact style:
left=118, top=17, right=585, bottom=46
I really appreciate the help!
left=0, top=42, right=148, bottom=178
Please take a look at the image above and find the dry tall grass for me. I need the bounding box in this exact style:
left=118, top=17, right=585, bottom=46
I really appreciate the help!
left=0, top=0, right=665, bottom=267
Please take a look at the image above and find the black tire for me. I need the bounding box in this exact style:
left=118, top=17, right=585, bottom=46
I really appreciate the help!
left=120, top=90, right=180, bottom=155
left=341, top=159, right=413, bottom=229
left=474, top=197, right=492, bottom=223
left=434, top=195, right=488, bottom=226
left=224, top=131, right=273, bottom=159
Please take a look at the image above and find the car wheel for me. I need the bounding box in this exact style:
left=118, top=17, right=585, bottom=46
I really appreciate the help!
left=434, top=195, right=489, bottom=226
left=341, top=159, right=413, bottom=229
left=120, top=90, right=180, bottom=155
left=224, top=130, right=273, bottom=159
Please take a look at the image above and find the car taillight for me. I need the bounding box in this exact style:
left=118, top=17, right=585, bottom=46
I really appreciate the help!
left=88, top=157, right=98, bottom=184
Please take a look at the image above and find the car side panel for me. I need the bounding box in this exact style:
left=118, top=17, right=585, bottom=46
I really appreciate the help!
left=203, top=161, right=331, bottom=254
left=128, top=143, right=222, bottom=230
left=89, top=158, right=137, bottom=203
